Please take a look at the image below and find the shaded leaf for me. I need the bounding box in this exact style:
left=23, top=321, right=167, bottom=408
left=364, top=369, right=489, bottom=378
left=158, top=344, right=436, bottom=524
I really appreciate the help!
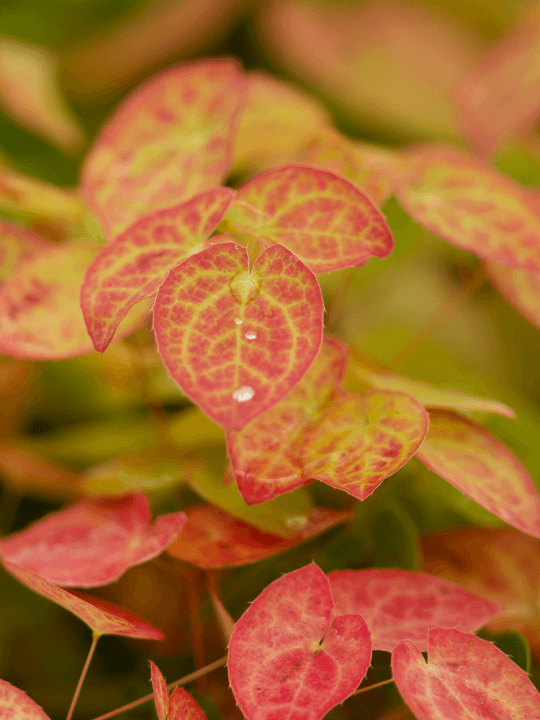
left=0, top=493, right=185, bottom=587
left=0, top=678, right=50, bottom=720
left=0, top=219, right=50, bottom=286
left=486, top=261, right=540, bottom=331
left=328, top=569, right=500, bottom=652
left=225, top=164, right=392, bottom=273
left=81, top=187, right=235, bottom=352
left=150, top=661, right=169, bottom=720
left=228, top=563, right=371, bottom=720
left=416, top=410, right=540, bottom=538
left=154, top=241, right=323, bottom=429
left=392, top=628, right=540, bottom=720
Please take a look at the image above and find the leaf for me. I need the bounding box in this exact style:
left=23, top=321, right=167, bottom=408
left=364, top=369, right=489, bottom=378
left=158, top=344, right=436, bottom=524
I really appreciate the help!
left=154, top=241, right=323, bottom=429
left=328, top=569, right=500, bottom=652
left=416, top=410, right=540, bottom=538
left=485, top=261, right=540, bottom=331
left=0, top=242, right=152, bottom=359
left=2, top=560, right=164, bottom=639
left=228, top=563, right=372, bottom=720
left=166, top=504, right=351, bottom=569
left=0, top=678, right=50, bottom=720
left=0, top=219, right=50, bottom=286
left=169, top=688, right=208, bottom=720
left=150, top=662, right=169, bottom=720
left=394, top=145, right=540, bottom=270
left=225, top=164, right=393, bottom=273
left=81, top=187, right=234, bottom=352
left=0, top=493, right=185, bottom=587
left=392, top=628, right=540, bottom=720
left=81, top=58, right=246, bottom=237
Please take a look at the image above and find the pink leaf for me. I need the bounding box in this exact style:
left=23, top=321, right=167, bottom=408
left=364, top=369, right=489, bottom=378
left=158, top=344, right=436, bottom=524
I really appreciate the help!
left=150, top=662, right=169, bottom=720
left=0, top=679, right=51, bottom=720
left=392, top=628, right=540, bottom=720
left=81, top=187, right=234, bottom=352
left=394, top=145, right=540, bottom=271
left=154, top=241, right=323, bottom=430
left=228, top=563, right=371, bottom=720
left=168, top=688, right=208, bottom=720
left=486, top=261, right=540, bottom=331
left=2, top=560, right=163, bottom=639
left=0, top=493, right=185, bottom=587
left=416, top=410, right=540, bottom=538
left=226, top=164, right=393, bottom=273
left=328, top=569, right=500, bottom=652
left=81, top=58, right=246, bottom=237
left=0, top=219, right=50, bottom=286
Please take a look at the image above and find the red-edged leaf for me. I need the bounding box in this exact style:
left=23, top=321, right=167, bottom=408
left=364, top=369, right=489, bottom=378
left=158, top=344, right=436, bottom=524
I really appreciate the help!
left=328, top=569, right=500, bottom=653
left=166, top=504, right=351, bottom=569
left=0, top=219, right=50, bottom=285
left=0, top=242, right=151, bottom=359
left=168, top=688, right=208, bottom=720
left=394, top=145, right=540, bottom=271
left=154, top=241, right=323, bottom=430
left=416, top=410, right=540, bottom=538
left=81, top=187, right=234, bottom=352
left=228, top=563, right=371, bottom=720
left=2, top=560, right=163, bottom=639
left=486, top=261, right=540, bottom=331
left=0, top=679, right=50, bottom=720
left=225, top=164, right=393, bottom=273
left=81, top=58, right=245, bottom=237
left=150, top=662, right=169, bottom=720
left=0, top=493, right=185, bottom=587
left=392, top=628, right=540, bottom=720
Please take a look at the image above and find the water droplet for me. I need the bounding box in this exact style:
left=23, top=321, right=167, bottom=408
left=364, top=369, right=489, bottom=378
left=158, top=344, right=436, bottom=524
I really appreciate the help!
left=229, top=270, right=262, bottom=304
left=233, top=385, right=255, bottom=403
left=245, top=330, right=257, bottom=340
left=234, top=318, right=242, bottom=325
left=264, top=308, right=274, bottom=318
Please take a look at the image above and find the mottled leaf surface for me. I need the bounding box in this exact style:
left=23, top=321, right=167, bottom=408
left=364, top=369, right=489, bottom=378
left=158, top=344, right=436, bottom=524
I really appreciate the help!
left=82, top=58, right=245, bottom=236
left=154, top=241, right=323, bottom=429
left=2, top=560, right=163, bottom=639
left=392, top=628, right=540, bottom=719
left=168, top=688, right=208, bottom=720
left=0, top=493, right=185, bottom=587
left=416, top=410, right=540, bottom=538
left=81, top=187, right=234, bottom=351
left=0, top=679, right=50, bottom=720
left=228, top=563, right=371, bottom=720
left=328, top=569, right=500, bottom=652
left=486, top=261, right=540, bottom=331
left=0, top=219, right=50, bottom=285
left=150, top=662, right=169, bottom=720
left=225, top=164, right=393, bottom=272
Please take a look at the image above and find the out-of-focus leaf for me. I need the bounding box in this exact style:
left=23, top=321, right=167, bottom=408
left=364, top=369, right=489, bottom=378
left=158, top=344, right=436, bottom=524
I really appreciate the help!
left=486, top=261, right=540, bottom=330
left=0, top=441, right=81, bottom=498
left=0, top=678, right=50, bottom=720
left=228, top=563, right=372, bottom=720
left=154, top=242, right=323, bottom=430
left=0, top=219, right=50, bottom=285
left=416, top=410, right=540, bottom=538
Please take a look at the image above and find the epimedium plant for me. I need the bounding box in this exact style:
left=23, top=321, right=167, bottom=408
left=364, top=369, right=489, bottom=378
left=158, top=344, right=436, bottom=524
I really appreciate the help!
left=2, top=54, right=540, bottom=720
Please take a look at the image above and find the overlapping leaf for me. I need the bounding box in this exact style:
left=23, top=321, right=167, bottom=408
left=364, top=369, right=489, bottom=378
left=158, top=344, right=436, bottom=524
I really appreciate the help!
left=0, top=679, right=50, bottom=720
left=228, top=563, right=372, bottom=720
left=0, top=493, right=185, bottom=587
left=0, top=219, right=50, bottom=285
left=166, top=504, right=350, bottom=568
left=150, top=662, right=208, bottom=720
left=416, top=410, right=540, bottom=538
left=81, top=187, right=234, bottom=352
left=154, top=241, right=323, bottom=429
left=2, top=560, right=164, bottom=639
left=328, top=569, right=500, bottom=652
left=486, top=261, right=540, bottom=331
left=394, top=145, right=540, bottom=270
left=392, top=628, right=540, bottom=719
left=224, top=164, right=393, bottom=273
left=81, top=58, right=246, bottom=236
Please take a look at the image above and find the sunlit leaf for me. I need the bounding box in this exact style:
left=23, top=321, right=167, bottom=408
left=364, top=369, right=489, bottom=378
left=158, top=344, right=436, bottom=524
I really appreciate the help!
left=150, top=661, right=169, bottom=720
left=228, top=563, right=371, bottom=720
left=0, top=678, right=50, bottom=720
left=392, top=628, right=540, bottom=720
left=166, top=504, right=350, bottom=568
left=0, top=242, right=152, bottom=359
left=81, top=58, right=246, bottom=237
left=154, top=241, right=323, bottom=429
left=328, top=569, right=500, bottom=652
left=416, top=410, right=540, bottom=538
left=0, top=219, right=50, bottom=285
left=0, top=493, right=185, bottom=587
left=81, top=187, right=235, bottom=352
left=224, top=164, right=392, bottom=273
left=486, top=261, right=540, bottom=331
left=2, top=560, right=164, bottom=639
left=394, top=145, right=540, bottom=270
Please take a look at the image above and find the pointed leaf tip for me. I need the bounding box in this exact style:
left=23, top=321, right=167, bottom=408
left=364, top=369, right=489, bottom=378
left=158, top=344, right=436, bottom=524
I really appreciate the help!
left=150, top=662, right=169, bottom=720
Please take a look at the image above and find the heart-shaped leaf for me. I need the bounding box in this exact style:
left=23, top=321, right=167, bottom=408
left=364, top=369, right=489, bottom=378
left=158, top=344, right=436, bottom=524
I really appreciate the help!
left=486, top=261, right=540, bottom=331
left=154, top=241, right=324, bottom=429
left=2, top=560, right=163, bottom=639
left=394, top=145, right=540, bottom=271
left=81, top=187, right=235, bottom=352
left=0, top=493, right=185, bottom=587
left=228, top=563, right=372, bottom=720
left=416, top=410, right=540, bottom=538
left=328, top=569, right=500, bottom=652
left=81, top=58, right=246, bottom=237
left=225, top=164, right=393, bottom=273
left=392, top=628, right=540, bottom=720
left=0, top=219, right=50, bottom=286
left=0, top=679, right=50, bottom=720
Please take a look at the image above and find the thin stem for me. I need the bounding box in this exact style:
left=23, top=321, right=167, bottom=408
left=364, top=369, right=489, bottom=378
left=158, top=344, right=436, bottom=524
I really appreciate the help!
left=66, top=633, right=100, bottom=720
left=353, top=676, right=394, bottom=696
left=89, top=656, right=228, bottom=720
